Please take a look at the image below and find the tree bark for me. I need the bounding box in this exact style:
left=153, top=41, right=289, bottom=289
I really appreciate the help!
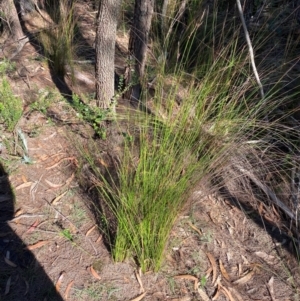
left=0, top=0, right=24, bottom=40
left=127, top=0, right=154, bottom=105
left=95, top=0, right=120, bottom=109
left=0, top=0, right=28, bottom=59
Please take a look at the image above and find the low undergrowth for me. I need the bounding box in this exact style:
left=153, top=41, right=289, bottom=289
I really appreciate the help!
left=0, top=60, right=22, bottom=131
left=37, top=0, right=77, bottom=78
left=81, top=63, right=300, bottom=272
left=79, top=0, right=300, bottom=272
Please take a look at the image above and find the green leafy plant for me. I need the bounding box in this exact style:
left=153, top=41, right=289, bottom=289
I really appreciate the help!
left=200, top=276, right=207, bottom=288
left=0, top=77, right=22, bottom=131
left=73, top=282, right=119, bottom=301
left=72, top=93, right=111, bottom=138
left=30, top=89, right=58, bottom=114
left=0, top=59, right=16, bottom=75
left=59, top=229, right=73, bottom=242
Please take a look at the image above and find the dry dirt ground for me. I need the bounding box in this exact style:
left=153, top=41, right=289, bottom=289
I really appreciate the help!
left=0, top=1, right=300, bottom=301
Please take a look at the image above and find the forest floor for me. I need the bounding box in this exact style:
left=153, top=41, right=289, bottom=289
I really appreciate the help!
left=1, top=1, right=300, bottom=301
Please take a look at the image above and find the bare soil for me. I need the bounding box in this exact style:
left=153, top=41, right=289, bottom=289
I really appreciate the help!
left=0, top=1, right=300, bottom=301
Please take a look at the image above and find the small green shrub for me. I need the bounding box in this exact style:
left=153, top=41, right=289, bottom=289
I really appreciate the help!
left=30, top=89, right=60, bottom=114
left=72, top=93, right=112, bottom=138
left=0, top=59, right=16, bottom=75
left=0, top=77, right=22, bottom=131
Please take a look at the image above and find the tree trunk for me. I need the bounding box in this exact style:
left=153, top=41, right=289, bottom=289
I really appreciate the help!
left=0, top=0, right=27, bottom=59
left=95, top=0, right=120, bottom=109
left=0, top=0, right=24, bottom=40
left=128, top=0, right=154, bottom=105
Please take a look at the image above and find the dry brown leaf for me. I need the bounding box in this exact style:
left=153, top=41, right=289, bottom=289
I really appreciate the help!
left=197, top=287, right=210, bottom=301
left=45, top=179, right=64, bottom=188
left=238, top=263, right=242, bottom=276
left=206, top=253, right=218, bottom=285
left=272, top=204, right=280, bottom=219
left=43, top=132, right=57, bottom=141
left=25, top=220, right=39, bottom=234
left=205, top=267, right=213, bottom=279
left=5, top=276, right=11, bottom=295
left=64, top=173, right=75, bottom=186
left=219, top=260, right=230, bottom=281
left=255, top=251, right=275, bottom=265
left=215, top=275, right=222, bottom=286
left=4, top=257, right=17, bottom=267
left=96, top=234, right=103, bottom=243
left=135, top=269, right=145, bottom=293
left=15, top=182, right=33, bottom=190
left=267, top=276, right=276, bottom=301
left=55, top=272, right=65, bottom=292
left=188, top=222, right=202, bottom=236
left=220, top=285, right=236, bottom=301
left=89, top=266, right=101, bottom=280
left=233, top=270, right=255, bottom=285
left=51, top=191, right=68, bottom=205
left=241, top=255, right=249, bottom=265
left=21, top=175, right=28, bottom=183
left=264, top=214, right=276, bottom=225
left=38, top=154, right=50, bottom=162
left=212, top=284, right=221, bottom=300
left=46, top=156, right=76, bottom=170
left=86, top=225, right=96, bottom=237
left=228, top=287, right=244, bottom=301
left=166, top=253, right=176, bottom=266
left=14, top=209, right=23, bottom=217
left=64, top=280, right=74, bottom=300
left=258, top=202, right=264, bottom=215
left=227, top=252, right=232, bottom=262
left=69, top=223, right=77, bottom=235
left=26, top=240, right=49, bottom=250
left=174, top=274, right=199, bottom=290
left=98, top=158, right=109, bottom=167
left=129, top=292, right=146, bottom=301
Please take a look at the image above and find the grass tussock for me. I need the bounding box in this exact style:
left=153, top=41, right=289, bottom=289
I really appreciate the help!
left=37, top=0, right=77, bottom=77
left=78, top=0, right=300, bottom=271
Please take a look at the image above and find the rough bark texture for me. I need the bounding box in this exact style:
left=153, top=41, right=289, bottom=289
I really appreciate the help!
left=95, top=0, right=120, bottom=109
left=19, top=0, right=35, bottom=16
left=128, top=0, right=154, bottom=105
left=0, top=0, right=28, bottom=59
left=0, top=0, right=24, bottom=40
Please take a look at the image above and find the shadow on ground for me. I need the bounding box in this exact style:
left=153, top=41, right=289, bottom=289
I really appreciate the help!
left=0, top=163, right=63, bottom=301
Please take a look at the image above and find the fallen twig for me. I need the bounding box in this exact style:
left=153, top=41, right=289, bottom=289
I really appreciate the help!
left=236, top=0, right=264, bottom=100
